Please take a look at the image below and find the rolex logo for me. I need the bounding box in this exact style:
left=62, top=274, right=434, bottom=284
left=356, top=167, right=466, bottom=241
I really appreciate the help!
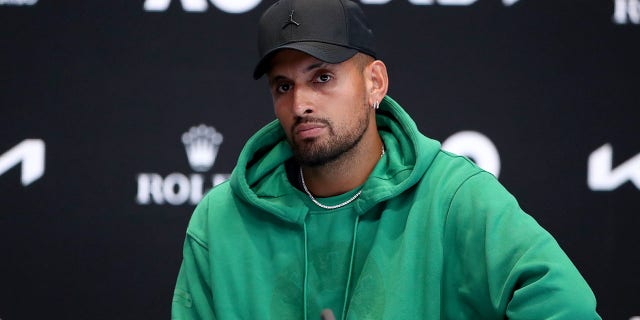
left=181, top=124, right=223, bottom=172
left=136, top=124, right=229, bottom=206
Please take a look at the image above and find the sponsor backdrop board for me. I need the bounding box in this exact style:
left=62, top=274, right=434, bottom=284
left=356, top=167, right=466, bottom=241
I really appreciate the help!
left=1, top=0, right=638, bottom=319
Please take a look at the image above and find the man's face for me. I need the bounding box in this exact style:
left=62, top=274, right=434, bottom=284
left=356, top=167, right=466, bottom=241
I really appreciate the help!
left=267, top=49, right=371, bottom=167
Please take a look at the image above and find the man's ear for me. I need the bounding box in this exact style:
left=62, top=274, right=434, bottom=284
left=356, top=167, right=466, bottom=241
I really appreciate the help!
left=367, top=60, right=389, bottom=107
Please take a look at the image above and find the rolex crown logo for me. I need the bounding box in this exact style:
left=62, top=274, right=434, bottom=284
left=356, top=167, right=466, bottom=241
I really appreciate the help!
left=182, top=124, right=223, bottom=172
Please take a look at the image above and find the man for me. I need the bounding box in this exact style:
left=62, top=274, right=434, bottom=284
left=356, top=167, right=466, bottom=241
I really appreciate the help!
left=172, top=0, right=601, bottom=319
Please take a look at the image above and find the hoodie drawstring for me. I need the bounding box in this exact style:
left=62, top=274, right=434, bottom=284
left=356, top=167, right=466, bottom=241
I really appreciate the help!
left=340, top=215, right=360, bottom=320
left=303, top=221, right=309, bottom=320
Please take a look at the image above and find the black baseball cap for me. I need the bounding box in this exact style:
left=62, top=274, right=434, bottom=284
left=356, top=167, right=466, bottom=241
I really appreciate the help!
left=253, top=0, right=377, bottom=79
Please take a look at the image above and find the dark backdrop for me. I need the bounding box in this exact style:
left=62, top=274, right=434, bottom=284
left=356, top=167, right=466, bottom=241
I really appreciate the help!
left=1, top=0, right=638, bottom=319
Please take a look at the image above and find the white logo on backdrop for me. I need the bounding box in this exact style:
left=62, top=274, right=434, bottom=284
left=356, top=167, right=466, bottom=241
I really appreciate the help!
left=361, top=0, right=520, bottom=6
left=588, top=143, right=640, bottom=191
left=0, top=0, right=37, bottom=5
left=442, top=131, right=501, bottom=178
left=136, top=125, right=230, bottom=206
left=182, top=124, right=224, bottom=172
left=613, top=0, right=640, bottom=24
left=144, top=0, right=260, bottom=13
left=0, top=139, right=45, bottom=186
left=143, top=0, right=521, bottom=13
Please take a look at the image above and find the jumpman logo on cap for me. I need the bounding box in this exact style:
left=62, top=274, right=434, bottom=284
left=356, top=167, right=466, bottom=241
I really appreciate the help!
left=282, top=10, right=300, bottom=29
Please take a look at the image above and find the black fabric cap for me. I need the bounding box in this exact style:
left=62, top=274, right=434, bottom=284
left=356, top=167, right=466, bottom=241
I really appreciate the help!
left=253, top=0, right=376, bottom=79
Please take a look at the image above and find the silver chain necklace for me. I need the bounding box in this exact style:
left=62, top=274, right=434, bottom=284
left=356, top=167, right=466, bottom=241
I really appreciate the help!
left=299, top=145, right=385, bottom=210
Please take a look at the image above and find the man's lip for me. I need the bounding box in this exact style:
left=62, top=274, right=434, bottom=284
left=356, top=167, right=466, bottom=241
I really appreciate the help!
left=294, top=122, right=326, bottom=133
left=294, top=122, right=327, bottom=139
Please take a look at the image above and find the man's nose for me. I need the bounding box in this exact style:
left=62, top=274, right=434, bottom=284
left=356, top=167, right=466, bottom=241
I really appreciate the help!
left=291, top=85, right=315, bottom=116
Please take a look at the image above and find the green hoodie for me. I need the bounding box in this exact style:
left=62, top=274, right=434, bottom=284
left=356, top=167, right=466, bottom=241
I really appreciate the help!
left=172, top=96, right=600, bottom=320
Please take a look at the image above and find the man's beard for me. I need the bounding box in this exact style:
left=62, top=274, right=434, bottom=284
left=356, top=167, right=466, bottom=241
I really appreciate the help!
left=290, top=113, right=370, bottom=167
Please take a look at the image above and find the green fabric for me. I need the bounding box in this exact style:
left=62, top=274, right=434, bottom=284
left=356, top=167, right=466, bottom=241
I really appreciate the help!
left=172, top=96, right=600, bottom=319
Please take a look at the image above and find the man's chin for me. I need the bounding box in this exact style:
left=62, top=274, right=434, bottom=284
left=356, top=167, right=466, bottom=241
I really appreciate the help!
left=295, top=155, right=330, bottom=167
left=293, top=148, right=335, bottom=167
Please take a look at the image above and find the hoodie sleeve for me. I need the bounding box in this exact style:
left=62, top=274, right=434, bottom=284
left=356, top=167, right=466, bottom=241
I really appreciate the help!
left=447, top=171, right=600, bottom=320
left=172, top=201, right=216, bottom=320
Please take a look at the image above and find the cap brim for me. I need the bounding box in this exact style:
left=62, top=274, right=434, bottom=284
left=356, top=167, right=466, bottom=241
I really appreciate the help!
left=253, top=42, right=358, bottom=79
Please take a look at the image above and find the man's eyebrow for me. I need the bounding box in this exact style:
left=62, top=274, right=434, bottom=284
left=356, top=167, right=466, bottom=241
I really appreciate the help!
left=269, top=75, right=286, bottom=86
left=305, top=61, right=328, bottom=72
left=268, top=62, right=331, bottom=85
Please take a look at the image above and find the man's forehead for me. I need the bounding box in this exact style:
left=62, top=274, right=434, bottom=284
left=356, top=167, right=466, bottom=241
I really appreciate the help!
left=270, top=49, right=323, bottom=67
left=267, top=49, right=333, bottom=77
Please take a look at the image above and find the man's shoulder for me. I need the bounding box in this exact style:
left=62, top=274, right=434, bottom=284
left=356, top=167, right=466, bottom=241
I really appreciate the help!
left=203, top=179, right=233, bottom=199
left=191, top=180, right=238, bottom=218
left=424, top=149, right=488, bottom=187
left=194, top=180, right=241, bottom=215
left=185, top=180, right=243, bottom=243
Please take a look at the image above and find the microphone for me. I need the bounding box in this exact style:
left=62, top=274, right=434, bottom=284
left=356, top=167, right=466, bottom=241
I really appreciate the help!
left=320, top=309, right=336, bottom=320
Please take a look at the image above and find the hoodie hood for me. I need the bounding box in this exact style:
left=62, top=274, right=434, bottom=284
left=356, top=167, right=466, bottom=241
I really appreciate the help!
left=229, top=95, right=442, bottom=225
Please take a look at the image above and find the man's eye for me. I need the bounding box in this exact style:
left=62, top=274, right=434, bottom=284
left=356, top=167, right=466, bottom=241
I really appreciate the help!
left=277, top=83, right=291, bottom=93
left=315, top=74, right=332, bottom=83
